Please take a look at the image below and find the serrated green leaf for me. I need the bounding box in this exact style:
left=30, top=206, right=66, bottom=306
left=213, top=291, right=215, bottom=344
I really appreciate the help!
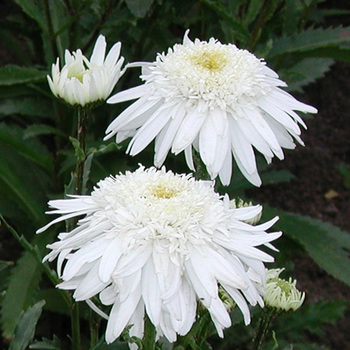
left=1, top=253, right=43, bottom=340
left=24, top=124, right=67, bottom=139
left=276, top=299, right=348, bottom=338
left=263, top=207, right=350, bottom=286
left=0, top=98, right=53, bottom=118
left=300, top=46, right=350, bottom=63
left=267, top=26, right=350, bottom=58
left=0, top=65, right=47, bottom=86
left=69, top=136, right=85, bottom=161
left=9, top=300, right=45, bottom=350
left=125, top=0, right=154, bottom=17
left=0, top=219, right=56, bottom=341
left=29, top=335, right=61, bottom=349
left=280, top=57, right=334, bottom=92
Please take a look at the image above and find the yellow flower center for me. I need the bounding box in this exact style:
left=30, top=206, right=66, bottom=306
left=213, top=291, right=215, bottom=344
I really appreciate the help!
left=189, top=50, right=228, bottom=72
left=68, top=70, right=88, bottom=83
left=150, top=184, right=179, bottom=199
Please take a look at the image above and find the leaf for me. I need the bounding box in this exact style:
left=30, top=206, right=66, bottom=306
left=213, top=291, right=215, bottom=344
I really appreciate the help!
left=0, top=123, right=53, bottom=173
left=267, top=26, right=350, bottom=58
left=92, top=339, right=130, bottom=350
left=69, top=136, right=85, bottom=161
left=301, top=46, right=350, bottom=63
left=263, top=207, right=350, bottom=286
left=24, top=124, right=67, bottom=139
left=276, top=299, right=348, bottom=338
left=37, top=289, right=69, bottom=316
left=9, top=300, right=45, bottom=350
left=280, top=57, right=334, bottom=92
left=1, top=253, right=43, bottom=340
left=0, top=158, right=46, bottom=224
left=29, top=335, right=61, bottom=349
left=83, top=152, right=94, bottom=195
left=0, top=98, right=53, bottom=118
left=0, top=215, right=56, bottom=341
left=0, top=65, right=47, bottom=86
left=125, top=0, right=154, bottom=18
left=13, top=0, right=47, bottom=33
left=0, top=261, right=13, bottom=272
left=243, top=0, right=263, bottom=25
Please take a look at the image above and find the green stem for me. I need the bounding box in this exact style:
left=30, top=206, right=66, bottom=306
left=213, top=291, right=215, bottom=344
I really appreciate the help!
left=74, top=107, right=88, bottom=195
left=69, top=107, right=89, bottom=350
left=252, top=308, right=276, bottom=350
left=71, top=303, right=82, bottom=350
left=89, top=308, right=100, bottom=348
left=143, top=315, right=156, bottom=350
left=246, top=0, right=278, bottom=52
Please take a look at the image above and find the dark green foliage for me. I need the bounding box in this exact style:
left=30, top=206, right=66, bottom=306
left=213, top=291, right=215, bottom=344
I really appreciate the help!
left=9, top=300, right=45, bottom=350
left=263, top=207, right=350, bottom=287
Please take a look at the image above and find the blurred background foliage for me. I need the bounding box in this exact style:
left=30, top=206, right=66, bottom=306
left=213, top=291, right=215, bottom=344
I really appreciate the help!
left=0, top=0, right=349, bottom=348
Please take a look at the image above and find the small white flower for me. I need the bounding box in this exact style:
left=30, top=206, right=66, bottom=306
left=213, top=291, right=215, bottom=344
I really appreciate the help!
left=105, top=30, right=316, bottom=186
left=264, top=268, right=305, bottom=312
left=48, top=35, right=124, bottom=107
left=37, top=166, right=282, bottom=344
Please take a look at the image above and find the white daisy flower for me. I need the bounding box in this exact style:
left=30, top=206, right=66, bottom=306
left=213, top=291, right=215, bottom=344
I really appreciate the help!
left=48, top=35, right=124, bottom=108
left=105, top=31, right=317, bottom=186
left=37, top=166, right=282, bottom=344
left=264, top=268, right=305, bottom=312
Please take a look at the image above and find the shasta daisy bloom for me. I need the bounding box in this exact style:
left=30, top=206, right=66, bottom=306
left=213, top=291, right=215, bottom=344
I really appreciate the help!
left=37, top=166, right=282, bottom=344
left=264, top=268, right=305, bottom=312
left=105, top=31, right=317, bottom=186
left=48, top=35, right=124, bottom=108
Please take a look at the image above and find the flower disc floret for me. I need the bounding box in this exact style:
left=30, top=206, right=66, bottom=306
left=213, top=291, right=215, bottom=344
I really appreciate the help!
left=38, top=166, right=282, bottom=345
left=48, top=35, right=124, bottom=108
left=105, top=30, right=317, bottom=187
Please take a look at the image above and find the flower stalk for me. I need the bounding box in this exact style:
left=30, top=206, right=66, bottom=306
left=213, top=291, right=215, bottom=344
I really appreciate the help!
left=143, top=315, right=156, bottom=350
left=74, top=107, right=88, bottom=195
left=252, top=307, right=276, bottom=350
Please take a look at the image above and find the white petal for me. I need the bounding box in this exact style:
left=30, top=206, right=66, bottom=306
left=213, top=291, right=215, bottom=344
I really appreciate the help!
left=90, top=35, right=106, bottom=65
left=142, top=258, right=161, bottom=325
left=172, top=110, right=206, bottom=154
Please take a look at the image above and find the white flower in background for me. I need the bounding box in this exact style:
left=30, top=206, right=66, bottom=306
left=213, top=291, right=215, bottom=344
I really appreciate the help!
left=105, top=30, right=317, bottom=186
left=48, top=35, right=124, bottom=107
left=264, top=268, right=305, bottom=312
left=37, top=166, right=282, bottom=344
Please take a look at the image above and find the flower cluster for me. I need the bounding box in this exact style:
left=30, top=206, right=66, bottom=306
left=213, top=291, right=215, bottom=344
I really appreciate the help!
left=38, top=166, right=282, bottom=343
left=43, top=30, right=313, bottom=346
